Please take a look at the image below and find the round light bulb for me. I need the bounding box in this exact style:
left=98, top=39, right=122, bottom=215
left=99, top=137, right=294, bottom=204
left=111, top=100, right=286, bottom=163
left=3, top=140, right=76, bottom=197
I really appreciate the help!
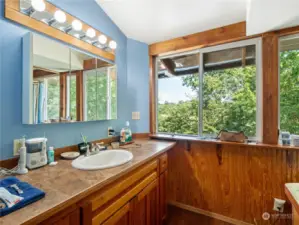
left=72, top=20, right=82, bottom=31
left=109, top=40, right=117, bottom=50
left=98, top=35, right=107, bottom=45
left=54, top=10, right=66, bottom=23
left=86, top=28, right=96, bottom=38
left=31, top=0, right=46, bottom=12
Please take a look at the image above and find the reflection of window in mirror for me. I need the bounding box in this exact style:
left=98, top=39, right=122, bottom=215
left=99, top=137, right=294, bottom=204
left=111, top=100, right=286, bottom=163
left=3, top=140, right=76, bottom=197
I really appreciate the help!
left=83, top=70, right=97, bottom=121
left=66, top=74, right=77, bottom=121
left=83, top=66, right=117, bottom=121
left=108, top=67, right=117, bottom=120
left=96, top=68, right=108, bottom=120
left=33, top=70, right=60, bottom=124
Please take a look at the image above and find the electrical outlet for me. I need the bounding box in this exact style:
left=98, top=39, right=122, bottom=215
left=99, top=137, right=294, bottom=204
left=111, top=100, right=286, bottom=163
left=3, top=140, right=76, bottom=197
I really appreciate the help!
left=13, top=139, right=23, bottom=156
left=273, top=198, right=286, bottom=212
left=132, top=112, right=140, bottom=120
left=108, top=127, right=113, bottom=137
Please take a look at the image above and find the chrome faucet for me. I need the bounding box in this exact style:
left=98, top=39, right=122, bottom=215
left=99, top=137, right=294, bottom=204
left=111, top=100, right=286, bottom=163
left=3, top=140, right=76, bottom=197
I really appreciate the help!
left=85, top=145, right=91, bottom=157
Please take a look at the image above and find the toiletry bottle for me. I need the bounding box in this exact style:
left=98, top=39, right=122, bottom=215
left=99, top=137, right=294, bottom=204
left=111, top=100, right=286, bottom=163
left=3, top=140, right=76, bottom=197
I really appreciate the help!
left=125, top=121, right=132, bottom=143
left=47, top=146, right=55, bottom=164
left=120, top=127, right=126, bottom=144
left=17, top=138, right=28, bottom=174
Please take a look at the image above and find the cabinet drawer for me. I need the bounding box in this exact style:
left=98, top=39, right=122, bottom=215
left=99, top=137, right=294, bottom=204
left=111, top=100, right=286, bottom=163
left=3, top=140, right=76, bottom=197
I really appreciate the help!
left=102, top=202, right=132, bottom=225
left=92, top=172, right=158, bottom=225
left=159, top=154, right=168, bottom=174
left=90, top=160, right=158, bottom=212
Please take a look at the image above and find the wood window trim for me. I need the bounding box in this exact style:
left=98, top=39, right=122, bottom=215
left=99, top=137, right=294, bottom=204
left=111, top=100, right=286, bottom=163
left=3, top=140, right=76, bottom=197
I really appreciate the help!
left=149, top=22, right=299, bottom=145
left=5, top=0, right=115, bottom=62
left=76, top=71, right=84, bottom=121
left=60, top=73, right=67, bottom=119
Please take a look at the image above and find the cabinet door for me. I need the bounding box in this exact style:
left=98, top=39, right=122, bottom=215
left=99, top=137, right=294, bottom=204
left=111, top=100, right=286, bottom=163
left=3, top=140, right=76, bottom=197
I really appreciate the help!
left=159, top=170, right=168, bottom=224
left=40, top=207, right=80, bottom=225
left=102, top=202, right=132, bottom=225
left=132, top=179, right=159, bottom=225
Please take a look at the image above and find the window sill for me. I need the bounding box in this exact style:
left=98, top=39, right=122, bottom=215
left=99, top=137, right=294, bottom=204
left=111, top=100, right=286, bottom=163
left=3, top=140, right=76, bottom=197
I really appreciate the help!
left=149, top=134, right=299, bottom=151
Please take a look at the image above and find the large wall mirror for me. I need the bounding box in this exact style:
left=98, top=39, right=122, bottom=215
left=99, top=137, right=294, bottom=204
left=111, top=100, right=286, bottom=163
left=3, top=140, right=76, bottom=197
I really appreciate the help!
left=23, top=33, right=117, bottom=124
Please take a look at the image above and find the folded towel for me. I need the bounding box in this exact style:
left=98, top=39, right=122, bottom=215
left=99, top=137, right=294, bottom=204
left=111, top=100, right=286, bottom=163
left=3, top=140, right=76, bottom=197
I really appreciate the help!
left=0, top=177, right=45, bottom=217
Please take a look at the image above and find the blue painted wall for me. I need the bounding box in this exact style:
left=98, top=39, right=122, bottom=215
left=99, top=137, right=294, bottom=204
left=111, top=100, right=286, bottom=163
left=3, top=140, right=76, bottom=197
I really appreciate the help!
left=127, top=39, right=150, bottom=133
left=0, top=0, right=149, bottom=160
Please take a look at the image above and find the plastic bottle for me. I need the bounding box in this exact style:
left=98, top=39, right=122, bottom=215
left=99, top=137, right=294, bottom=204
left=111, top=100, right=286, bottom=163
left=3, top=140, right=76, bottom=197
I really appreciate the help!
left=17, top=138, right=28, bottom=174
left=47, top=146, right=55, bottom=164
left=125, top=121, right=132, bottom=143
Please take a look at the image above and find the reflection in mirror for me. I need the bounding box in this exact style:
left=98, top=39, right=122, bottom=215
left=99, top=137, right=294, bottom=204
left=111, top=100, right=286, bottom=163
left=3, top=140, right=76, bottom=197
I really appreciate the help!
left=32, top=34, right=70, bottom=123
left=24, top=33, right=117, bottom=124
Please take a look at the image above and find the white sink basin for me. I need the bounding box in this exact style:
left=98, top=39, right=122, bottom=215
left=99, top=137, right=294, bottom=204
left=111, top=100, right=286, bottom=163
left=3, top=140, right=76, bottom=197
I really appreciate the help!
left=72, top=150, right=133, bottom=170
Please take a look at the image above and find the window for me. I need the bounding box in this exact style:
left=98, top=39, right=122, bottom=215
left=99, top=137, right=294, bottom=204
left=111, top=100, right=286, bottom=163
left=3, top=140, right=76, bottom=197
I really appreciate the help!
left=66, top=74, right=77, bottom=120
left=279, top=34, right=299, bottom=135
left=157, top=53, right=199, bottom=135
left=83, top=67, right=116, bottom=121
left=45, top=76, right=60, bottom=120
left=156, top=38, right=262, bottom=139
left=84, top=70, right=98, bottom=121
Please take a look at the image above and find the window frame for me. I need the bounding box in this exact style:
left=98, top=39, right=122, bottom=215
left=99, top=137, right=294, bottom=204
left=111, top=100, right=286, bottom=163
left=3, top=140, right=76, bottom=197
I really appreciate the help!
left=155, top=38, right=263, bottom=141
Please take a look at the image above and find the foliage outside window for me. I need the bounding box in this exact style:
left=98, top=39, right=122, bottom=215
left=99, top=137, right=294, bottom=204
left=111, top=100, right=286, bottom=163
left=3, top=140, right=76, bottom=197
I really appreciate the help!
left=280, top=35, right=299, bottom=135
left=157, top=40, right=260, bottom=138
left=84, top=67, right=117, bottom=121
left=67, top=75, right=77, bottom=120
left=45, top=76, right=60, bottom=120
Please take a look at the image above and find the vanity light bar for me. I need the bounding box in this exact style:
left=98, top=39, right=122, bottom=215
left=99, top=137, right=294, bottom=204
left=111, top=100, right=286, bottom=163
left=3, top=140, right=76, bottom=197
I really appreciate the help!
left=29, top=0, right=117, bottom=51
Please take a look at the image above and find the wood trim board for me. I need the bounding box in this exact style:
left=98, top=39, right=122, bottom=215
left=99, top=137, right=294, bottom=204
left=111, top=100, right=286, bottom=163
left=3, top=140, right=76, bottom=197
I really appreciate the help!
left=262, top=32, right=279, bottom=144
left=5, top=1, right=115, bottom=62
left=168, top=201, right=253, bottom=225
left=149, top=22, right=251, bottom=56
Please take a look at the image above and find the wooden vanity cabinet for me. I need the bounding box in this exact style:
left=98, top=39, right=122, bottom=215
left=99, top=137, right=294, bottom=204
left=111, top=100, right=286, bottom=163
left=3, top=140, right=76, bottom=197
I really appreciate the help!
left=101, top=202, right=133, bottom=225
left=39, top=205, right=80, bottom=225
left=81, top=153, right=168, bottom=225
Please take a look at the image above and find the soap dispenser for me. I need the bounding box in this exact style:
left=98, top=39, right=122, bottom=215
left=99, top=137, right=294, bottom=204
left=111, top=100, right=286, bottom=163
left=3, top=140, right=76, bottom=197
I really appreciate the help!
left=120, top=121, right=132, bottom=144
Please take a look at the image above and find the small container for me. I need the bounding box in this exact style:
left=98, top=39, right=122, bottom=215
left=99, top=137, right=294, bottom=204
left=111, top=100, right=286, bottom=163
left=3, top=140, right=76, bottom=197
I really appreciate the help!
left=111, top=142, right=120, bottom=149
left=291, top=135, right=299, bottom=147
left=281, top=132, right=291, bottom=146
left=47, top=146, right=55, bottom=163
left=78, top=142, right=92, bottom=155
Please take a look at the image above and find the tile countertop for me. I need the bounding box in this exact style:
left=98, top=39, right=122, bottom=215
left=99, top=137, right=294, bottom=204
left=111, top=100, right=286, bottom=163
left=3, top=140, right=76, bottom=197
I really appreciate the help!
left=0, top=139, right=176, bottom=225
left=285, top=183, right=299, bottom=214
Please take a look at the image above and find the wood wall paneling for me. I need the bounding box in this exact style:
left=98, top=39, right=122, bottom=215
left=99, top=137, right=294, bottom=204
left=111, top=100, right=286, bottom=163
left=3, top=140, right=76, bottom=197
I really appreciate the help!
left=166, top=204, right=234, bottom=225
left=5, top=2, right=115, bottom=62
left=167, top=141, right=296, bottom=225
left=262, top=32, right=279, bottom=144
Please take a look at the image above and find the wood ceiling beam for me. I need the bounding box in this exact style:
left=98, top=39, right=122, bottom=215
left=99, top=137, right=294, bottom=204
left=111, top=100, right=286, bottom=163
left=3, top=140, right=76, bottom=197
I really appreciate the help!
left=149, top=22, right=256, bottom=56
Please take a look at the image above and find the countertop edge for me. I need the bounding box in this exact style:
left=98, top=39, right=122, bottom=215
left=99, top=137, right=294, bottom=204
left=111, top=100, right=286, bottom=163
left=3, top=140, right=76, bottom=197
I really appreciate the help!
left=22, top=140, right=176, bottom=225
left=150, top=134, right=299, bottom=151
left=285, top=184, right=299, bottom=215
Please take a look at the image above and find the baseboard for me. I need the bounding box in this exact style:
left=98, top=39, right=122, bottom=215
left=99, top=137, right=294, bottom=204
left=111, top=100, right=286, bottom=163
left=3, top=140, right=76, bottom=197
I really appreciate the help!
left=0, top=133, right=150, bottom=169
left=168, top=201, right=253, bottom=225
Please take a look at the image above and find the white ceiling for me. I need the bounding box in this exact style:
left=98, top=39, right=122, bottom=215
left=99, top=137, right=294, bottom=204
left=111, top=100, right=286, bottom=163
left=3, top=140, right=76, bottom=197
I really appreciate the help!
left=96, top=0, right=248, bottom=44
left=247, top=0, right=299, bottom=36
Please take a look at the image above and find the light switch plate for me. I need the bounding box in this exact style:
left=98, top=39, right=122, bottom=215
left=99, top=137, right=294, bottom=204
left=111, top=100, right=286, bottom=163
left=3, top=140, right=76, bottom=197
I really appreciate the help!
left=132, top=112, right=140, bottom=120
left=13, top=139, right=22, bottom=156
